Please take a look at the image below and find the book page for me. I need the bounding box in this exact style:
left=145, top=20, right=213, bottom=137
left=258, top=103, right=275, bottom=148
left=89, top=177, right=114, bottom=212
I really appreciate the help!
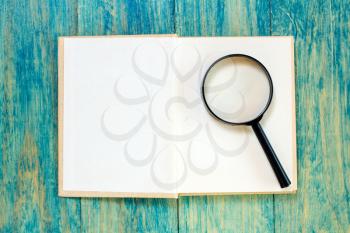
left=61, top=36, right=180, bottom=196
left=172, top=37, right=296, bottom=194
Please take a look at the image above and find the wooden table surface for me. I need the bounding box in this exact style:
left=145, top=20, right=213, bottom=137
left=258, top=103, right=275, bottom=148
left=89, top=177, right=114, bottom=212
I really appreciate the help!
left=0, top=0, right=349, bottom=232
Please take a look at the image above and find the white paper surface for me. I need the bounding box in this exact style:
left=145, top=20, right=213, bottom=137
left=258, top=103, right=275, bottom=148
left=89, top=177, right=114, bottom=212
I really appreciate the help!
left=61, top=36, right=296, bottom=195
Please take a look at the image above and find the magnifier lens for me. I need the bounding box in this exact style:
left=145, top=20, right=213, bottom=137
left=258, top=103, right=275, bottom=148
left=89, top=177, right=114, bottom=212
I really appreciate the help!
left=203, top=56, right=271, bottom=124
left=202, top=55, right=291, bottom=188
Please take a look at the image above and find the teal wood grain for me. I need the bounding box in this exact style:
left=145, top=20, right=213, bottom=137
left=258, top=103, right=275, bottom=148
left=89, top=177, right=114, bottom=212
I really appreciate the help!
left=0, top=0, right=81, bottom=232
left=176, top=0, right=275, bottom=232
left=80, top=198, right=177, bottom=233
left=271, top=0, right=350, bottom=232
left=77, top=0, right=175, bottom=36
left=175, top=0, right=270, bottom=36
left=76, top=1, right=178, bottom=233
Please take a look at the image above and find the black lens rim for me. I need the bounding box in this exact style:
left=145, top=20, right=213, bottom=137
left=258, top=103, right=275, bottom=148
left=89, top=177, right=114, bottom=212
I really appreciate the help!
left=201, top=54, right=273, bottom=125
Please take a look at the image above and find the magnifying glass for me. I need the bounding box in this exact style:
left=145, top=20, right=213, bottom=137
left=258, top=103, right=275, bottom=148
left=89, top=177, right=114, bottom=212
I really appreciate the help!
left=201, top=54, right=291, bottom=188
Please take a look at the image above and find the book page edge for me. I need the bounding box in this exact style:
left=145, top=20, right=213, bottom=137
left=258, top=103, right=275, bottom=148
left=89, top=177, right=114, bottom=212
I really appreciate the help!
left=59, top=190, right=179, bottom=199
left=57, top=34, right=294, bottom=39
left=58, top=38, right=64, bottom=197
left=58, top=34, right=178, bottom=39
left=291, top=36, right=298, bottom=191
left=178, top=188, right=297, bottom=197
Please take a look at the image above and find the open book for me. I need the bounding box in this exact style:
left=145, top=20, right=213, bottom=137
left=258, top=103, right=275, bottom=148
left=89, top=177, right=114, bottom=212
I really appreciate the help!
left=58, top=35, right=297, bottom=198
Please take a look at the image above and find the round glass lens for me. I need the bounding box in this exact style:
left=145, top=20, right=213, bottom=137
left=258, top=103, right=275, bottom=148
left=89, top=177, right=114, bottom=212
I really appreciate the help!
left=203, top=56, right=272, bottom=124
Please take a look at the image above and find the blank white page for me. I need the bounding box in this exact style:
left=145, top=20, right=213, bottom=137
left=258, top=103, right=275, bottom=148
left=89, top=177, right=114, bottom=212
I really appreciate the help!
left=60, top=37, right=179, bottom=197
left=173, top=37, right=296, bottom=194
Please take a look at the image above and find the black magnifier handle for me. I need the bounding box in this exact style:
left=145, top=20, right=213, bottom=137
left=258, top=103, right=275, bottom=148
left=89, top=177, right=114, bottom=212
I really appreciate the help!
left=251, top=122, right=291, bottom=188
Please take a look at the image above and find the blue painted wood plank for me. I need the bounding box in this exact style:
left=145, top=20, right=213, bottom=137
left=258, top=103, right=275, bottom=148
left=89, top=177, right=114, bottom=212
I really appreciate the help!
left=175, top=0, right=270, bottom=36
left=1, top=0, right=349, bottom=232
left=75, top=1, right=178, bottom=232
left=77, top=0, right=175, bottom=36
left=80, top=198, right=178, bottom=233
left=271, top=0, right=350, bottom=232
left=0, top=0, right=81, bottom=232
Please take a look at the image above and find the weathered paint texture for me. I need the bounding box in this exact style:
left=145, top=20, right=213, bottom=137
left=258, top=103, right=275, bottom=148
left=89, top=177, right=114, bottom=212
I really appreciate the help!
left=0, top=0, right=349, bottom=232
